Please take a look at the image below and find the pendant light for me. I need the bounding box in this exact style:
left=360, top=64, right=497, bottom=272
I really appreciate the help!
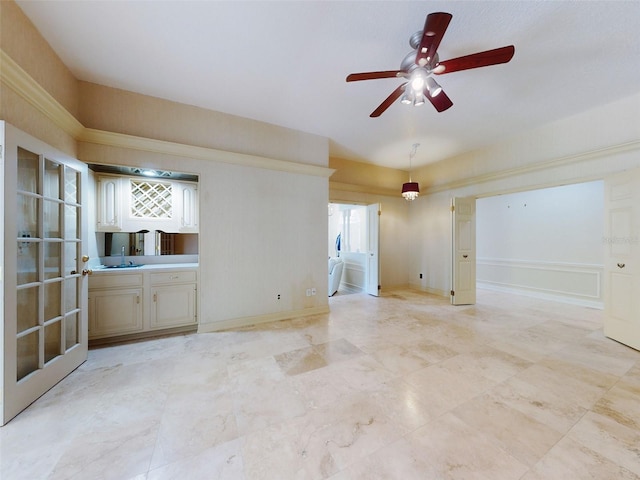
left=401, top=143, right=420, bottom=201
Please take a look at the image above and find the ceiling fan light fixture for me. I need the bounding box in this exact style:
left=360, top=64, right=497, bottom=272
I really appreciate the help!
left=426, top=76, right=442, bottom=97
left=410, top=68, right=428, bottom=93
left=401, top=88, right=414, bottom=105
left=413, top=92, right=426, bottom=106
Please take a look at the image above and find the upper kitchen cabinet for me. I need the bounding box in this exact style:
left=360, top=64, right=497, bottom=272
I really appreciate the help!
left=95, top=173, right=199, bottom=234
left=177, top=182, right=198, bottom=233
left=96, top=174, right=122, bottom=232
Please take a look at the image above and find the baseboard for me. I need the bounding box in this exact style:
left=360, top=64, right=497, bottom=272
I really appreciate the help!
left=197, top=305, right=330, bottom=333
left=478, top=282, right=603, bottom=309
left=407, top=282, right=449, bottom=297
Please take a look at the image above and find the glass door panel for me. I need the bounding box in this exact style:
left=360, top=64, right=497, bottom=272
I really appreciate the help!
left=17, top=287, right=39, bottom=332
left=44, top=320, right=62, bottom=363
left=43, top=200, right=61, bottom=238
left=44, top=159, right=61, bottom=199
left=17, top=147, right=39, bottom=193
left=64, top=168, right=79, bottom=204
left=44, top=242, right=62, bottom=279
left=17, top=331, right=39, bottom=381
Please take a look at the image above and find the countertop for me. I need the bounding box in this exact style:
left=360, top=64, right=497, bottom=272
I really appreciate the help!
left=92, top=263, right=198, bottom=273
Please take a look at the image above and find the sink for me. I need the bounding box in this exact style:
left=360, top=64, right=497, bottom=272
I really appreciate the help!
left=103, top=264, right=144, bottom=269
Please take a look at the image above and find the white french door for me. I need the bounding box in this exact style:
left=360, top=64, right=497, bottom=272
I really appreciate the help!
left=2, top=123, right=89, bottom=425
left=604, top=169, right=640, bottom=351
left=365, top=203, right=380, bottom=296
left=451, top=196, right=476, bottom=305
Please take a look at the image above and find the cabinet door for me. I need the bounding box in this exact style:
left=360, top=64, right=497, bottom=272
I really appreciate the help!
left=96, top=175, right=122, bottom=231
left=178, top=182, right=199, bottom=233
left=150, top=284, right=196, bottom=329
left=89, top=288, right=143, bottom=338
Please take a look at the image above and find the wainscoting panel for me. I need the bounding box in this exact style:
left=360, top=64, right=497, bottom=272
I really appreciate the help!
left=340, top=253, right=366, bottom=291
left=477, top=258, right=603, bottom=308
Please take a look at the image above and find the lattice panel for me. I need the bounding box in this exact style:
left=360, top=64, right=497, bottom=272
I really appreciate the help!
left=130, top=180, right=173, bottom=218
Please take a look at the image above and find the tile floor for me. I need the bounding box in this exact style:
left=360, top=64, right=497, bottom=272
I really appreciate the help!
left=1, top=289, right=639, bottom=479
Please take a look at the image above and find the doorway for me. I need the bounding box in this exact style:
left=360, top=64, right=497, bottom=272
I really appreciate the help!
left=475, top=181, right=605, bottom=308
left=328, top=203, right=380, bottom=296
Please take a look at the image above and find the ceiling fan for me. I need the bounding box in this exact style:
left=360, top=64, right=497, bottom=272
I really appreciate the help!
left=346, top=12, right=515, bottom=117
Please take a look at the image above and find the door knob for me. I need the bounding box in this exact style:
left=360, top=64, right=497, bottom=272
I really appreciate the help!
left=82, top=255, right=90, bottom=263
left=82, top=269, right=93, bottom=276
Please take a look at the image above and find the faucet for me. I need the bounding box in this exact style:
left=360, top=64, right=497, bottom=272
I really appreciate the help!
left=120, top=245, right=126, bottom=266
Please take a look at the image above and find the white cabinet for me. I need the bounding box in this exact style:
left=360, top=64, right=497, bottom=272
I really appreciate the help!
left=88, top=273, right=143, bottom=339
left=89, top=267, right=197, bottom=341
left=177, top=182, right=198, bottom=233
left=96, top=175, right=122, bottom=232
left=97, top=175, right=198, bottom=233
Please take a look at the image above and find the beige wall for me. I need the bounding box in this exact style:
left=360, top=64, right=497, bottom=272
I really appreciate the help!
left=0, top=0, right=78, bottom=154
left=79, top=82, right=328, bottom=167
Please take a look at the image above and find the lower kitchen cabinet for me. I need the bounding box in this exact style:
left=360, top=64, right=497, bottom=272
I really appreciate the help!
left=89, top=287, right=143, bottom=337
left=150, top=284, right=197, bottom=329
left=89, top=267, right=197, bottom=341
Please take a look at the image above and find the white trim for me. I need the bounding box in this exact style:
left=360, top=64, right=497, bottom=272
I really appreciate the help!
left=197, top=306, right=330, bottom=333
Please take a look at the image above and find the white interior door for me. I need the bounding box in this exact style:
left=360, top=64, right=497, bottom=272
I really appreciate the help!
left=2, top=124, right=89, bottom=425
left=604, top=169, right=640, bottom=351
left=451, top=197, right=476, bottom=305
left=366, top=203, right=380, bottom=296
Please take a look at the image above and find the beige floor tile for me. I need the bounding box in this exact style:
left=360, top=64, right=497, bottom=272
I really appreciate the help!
left=568, top=411, right=640, bottom=476
left=522, top=436, right=640, bottom=480
left=407, top=412, right=529, bottom=479
left=452, top=394, right=564, bottom=467
left=2, top=289, right=639, bottom=480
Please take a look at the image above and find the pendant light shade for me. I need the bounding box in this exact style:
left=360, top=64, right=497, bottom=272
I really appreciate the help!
left=402, top=143, right=420, bottom=201
left=401, top=181, right=420, bottom=201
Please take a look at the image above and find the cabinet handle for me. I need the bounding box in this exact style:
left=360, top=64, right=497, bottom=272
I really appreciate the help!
left=137, top=295, right=140, bottom=304
left=617, top=263, right=626, bottom=269
left=463, top=254, right=468, bottom=258
left=153, top=293, right=157, bottom=302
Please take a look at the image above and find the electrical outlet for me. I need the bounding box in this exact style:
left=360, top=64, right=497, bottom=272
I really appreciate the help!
left=419, top=273, right=423, bottom=279
left=311, top=288, right=316, bottom=296
left=277, top=294, right=281, bottom=300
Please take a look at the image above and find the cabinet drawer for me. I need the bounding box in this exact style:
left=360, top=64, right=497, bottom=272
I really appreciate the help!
left=150, top=270, right=197, bottom=285
left=89, top=273, right=143, bottom=289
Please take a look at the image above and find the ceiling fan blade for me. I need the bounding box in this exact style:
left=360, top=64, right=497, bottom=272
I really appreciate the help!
left=370, top=83, right=407, bottom=117
left=346, top=70, right=407, bottom=82
left=426, top=89, right=453, bottom=113
left=415, top=12, right=452, bottom=67
left=435, top=45, right=515, bottom=75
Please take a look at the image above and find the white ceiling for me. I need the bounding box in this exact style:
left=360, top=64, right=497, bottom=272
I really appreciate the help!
left=15, top=1, right=640, bottom=169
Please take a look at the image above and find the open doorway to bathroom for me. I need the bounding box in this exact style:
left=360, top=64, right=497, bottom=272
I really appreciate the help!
left=328, top=203, right=367, bottom=296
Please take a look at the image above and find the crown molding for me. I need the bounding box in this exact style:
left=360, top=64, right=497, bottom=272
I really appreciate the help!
left=421, top=139, right=640, bottom=195
left=1, top=49, right=333, bottom=178
left=79, top=129, right=335, bottom=178
left=330, top=181, right=399, bottom=197
left=1, top=50, right=84, bottom=137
